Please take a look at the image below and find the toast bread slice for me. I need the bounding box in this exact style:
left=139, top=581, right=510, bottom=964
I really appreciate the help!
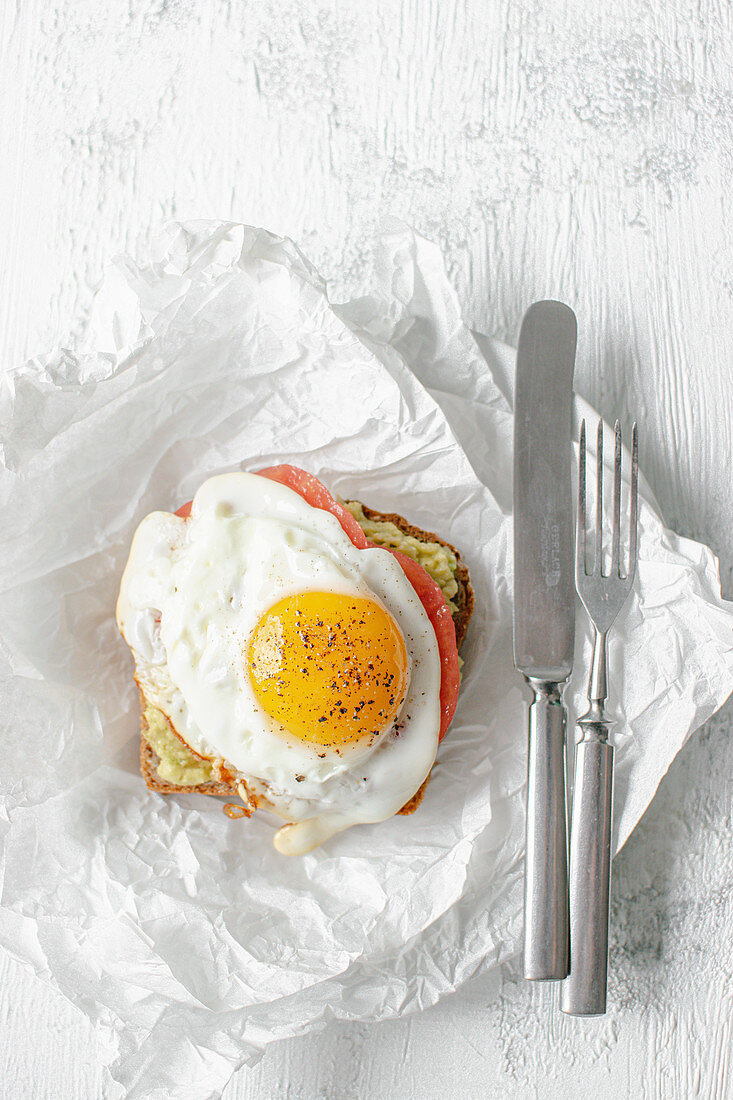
left=138, top=502, right=474, bottom=816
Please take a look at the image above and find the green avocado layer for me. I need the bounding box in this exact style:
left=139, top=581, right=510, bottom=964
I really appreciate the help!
left=342, top=501, right=459, bottom=613
left=144, top=704, right=214, bottom=786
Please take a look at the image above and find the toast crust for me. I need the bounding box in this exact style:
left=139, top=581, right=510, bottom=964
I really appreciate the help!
left=137, top=500, right=475, bottom=817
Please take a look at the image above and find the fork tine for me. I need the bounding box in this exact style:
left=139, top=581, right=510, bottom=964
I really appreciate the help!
left=595, top=419, right=603, bottom=575
left=611, top=420, right=622, bottom=577
left=578, top=420, right=587, bottom=577
left=627, top=422, right=639, bottom=581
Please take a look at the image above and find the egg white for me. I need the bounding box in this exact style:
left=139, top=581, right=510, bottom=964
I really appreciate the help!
left=117, top=472, right=442, bottom=852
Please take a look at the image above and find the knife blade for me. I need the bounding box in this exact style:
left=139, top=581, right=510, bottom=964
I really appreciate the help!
left=513, top=300, right=576, bottom=981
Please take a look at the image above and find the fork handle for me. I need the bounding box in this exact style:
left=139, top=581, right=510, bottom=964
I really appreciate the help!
left=561, top=731, right=614, bottom=1016
left=523, top=679, right=569, bottom=980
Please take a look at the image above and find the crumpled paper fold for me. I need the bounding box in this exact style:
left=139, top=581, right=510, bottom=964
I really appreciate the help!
left=0, top=220, right=730, bottom=1099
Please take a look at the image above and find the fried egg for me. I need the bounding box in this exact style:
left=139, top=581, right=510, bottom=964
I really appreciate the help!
left=116, top=472, right=442, bottom=853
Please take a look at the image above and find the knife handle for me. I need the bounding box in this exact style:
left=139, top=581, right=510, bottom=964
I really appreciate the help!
left=561, top=733, right=614, bottom=1016
left=523, top=679, right=569, bottom=980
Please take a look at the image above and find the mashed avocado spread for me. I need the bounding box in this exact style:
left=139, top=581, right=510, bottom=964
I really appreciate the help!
left=144, top=704, right=213, bottom=786
left=143, top=508, right=461, bottom=785
left=343, top=501, right=459, bottom=613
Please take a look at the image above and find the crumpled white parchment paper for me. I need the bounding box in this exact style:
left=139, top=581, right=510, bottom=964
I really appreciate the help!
left=0, top=221, right=731, bottom=1099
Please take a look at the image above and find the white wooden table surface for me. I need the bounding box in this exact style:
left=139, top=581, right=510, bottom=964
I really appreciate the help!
left=2, top=2, right=732, bottom=1097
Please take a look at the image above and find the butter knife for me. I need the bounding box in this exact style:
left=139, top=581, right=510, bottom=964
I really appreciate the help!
left=513, top=300, right=577, bottom=981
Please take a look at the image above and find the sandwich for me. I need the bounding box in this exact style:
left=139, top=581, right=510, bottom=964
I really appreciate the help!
left=117, top=465, right=473, bottom=854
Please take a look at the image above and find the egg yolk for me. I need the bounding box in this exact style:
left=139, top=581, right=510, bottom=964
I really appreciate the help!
left=248, top=592, right=409, bottom=750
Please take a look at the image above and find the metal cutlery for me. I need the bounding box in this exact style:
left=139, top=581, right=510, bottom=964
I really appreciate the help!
left=561, top=419, right=639, bottom=1016
left=513, top=301, right=577, bottom=981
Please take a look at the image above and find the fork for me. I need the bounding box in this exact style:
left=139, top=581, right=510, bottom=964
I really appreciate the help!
left=561, top=418, right=639, bottom=1017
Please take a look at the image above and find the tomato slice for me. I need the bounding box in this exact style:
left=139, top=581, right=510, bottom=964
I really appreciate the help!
left=255, top=465, right=369, bottom=549
left=175, top=465, right=461, bottom=739
left=379, top=547, right=460, bottom=741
